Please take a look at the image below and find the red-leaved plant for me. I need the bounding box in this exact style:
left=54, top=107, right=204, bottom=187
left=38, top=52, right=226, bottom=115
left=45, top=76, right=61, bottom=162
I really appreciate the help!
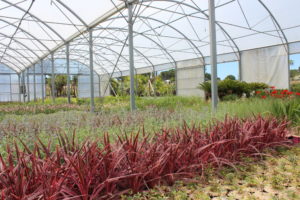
left=0, top=116, right=294, bottom=199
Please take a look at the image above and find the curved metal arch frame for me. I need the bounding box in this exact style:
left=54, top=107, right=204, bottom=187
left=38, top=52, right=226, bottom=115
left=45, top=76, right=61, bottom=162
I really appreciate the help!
left=0, top=57, right=23, bottom=72
left=0, top=62, right=19, bottom=73
left=65, top=50, right=123, bottom=76
left=92, top=27, right=177, bottom=69
left=0, top=18, right=50, bottom=52
left=94, top=24, right=180, bottom=92
left=44, top=56, right=107, bottom=76
left=0, top=32, right=40, bottom=59
left=77, top=34, right=157, bottom=74
left=105, top=15, right=205, bottom=66
left=1, top=0, right=66, bottom=42
left=256, top=0, right=290, bottom=88
left=140, top=0, right=241, bottom=59
left=50, top=42, right=124, bottom=77
left=69, top=32, right=163, bottom=77
left=0, top=48, right=27, bottom=70
left=0, top=42, right=34, bottom=65
left=36, top=45, right=118, bottom=79
left=139, top=0, right=289, bottom=82
left=68, top=42, right=127, bottom=75
left=0, top=0, right=293, bottom=94
left=55, top=0, right=88, bottom=28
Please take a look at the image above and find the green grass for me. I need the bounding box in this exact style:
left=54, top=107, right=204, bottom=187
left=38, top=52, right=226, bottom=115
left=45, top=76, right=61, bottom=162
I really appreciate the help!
left=0, top=96, right=292, bottom=146
left=0, top=96, right=299, bottom=200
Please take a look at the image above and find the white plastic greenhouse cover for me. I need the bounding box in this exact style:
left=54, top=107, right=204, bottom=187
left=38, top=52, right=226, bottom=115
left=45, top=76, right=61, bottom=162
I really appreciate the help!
left=0, top=0, right=300, bottom=76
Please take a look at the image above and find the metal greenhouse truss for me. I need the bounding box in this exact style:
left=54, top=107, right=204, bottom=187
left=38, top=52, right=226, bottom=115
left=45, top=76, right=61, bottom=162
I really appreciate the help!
left=0, top=0, right=300, bottom=111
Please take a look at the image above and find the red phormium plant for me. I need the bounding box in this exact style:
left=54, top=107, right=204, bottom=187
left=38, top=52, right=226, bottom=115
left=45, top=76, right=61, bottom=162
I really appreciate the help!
left=0, top=116, right=295, bottom=199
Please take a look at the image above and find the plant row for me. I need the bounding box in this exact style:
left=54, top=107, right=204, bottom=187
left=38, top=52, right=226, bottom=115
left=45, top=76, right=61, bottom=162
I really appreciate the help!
left=0, top=116, right=296, bottom=199
left=0, top=104, right=84, bottom=115
left=199, top=80, right=268, bottom=100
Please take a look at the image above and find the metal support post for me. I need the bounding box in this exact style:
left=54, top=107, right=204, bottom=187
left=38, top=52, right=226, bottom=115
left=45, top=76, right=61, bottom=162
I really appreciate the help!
left=22, top=71, right=25, bottom=102
left=26, top=68, right=30, bottom=102
left=33, top=64, right=37, bottom=102
left=9, top=74, right=12, bottom=101
left=127, top=1, right=136, bottom=111
left=209, top=0, right=218, bottom=112
left=51, top=53, right=55, bottom=103
left=66, top=43, right=71, bottom=104
left=238, top=53, right=242, bottom=81
left=18, top=73, right=21, bottom=102
left=41, top=60, right=45, bottom=103
left=89, top=29, right=95, bottom=112
left=98, top=74, right=102, bottom=97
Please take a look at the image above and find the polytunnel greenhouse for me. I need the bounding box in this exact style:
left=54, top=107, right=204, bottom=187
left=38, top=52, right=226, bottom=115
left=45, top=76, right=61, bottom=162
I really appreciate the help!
left=1, top=1, right=300, bottom=199
left=0, top=0, right=299, bottom=111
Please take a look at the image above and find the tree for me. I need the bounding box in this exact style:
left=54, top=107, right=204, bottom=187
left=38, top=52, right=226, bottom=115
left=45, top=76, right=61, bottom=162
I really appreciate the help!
left=205, top=73, right=211, bottom=81
left=160, top=69, right=175, bottom=81
left=110, top=78, right=120, bottom=96
left=46, top=75, right=67, bottom=97
left=290, top=69, right=300, bottom=79
left=56, top=75, right=67, bottom=96
left=225, top=75, right=236, bottom=80
left=71, top=75, right=78, bottom=97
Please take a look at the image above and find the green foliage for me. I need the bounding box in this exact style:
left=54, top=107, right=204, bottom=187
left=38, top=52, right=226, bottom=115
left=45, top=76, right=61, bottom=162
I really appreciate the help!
left=218, top=79, right=247, bottom=98
left=225, top=75, right=236, bottom=80
left=160, top=69, right=175, bottom=82
left=198, top=81, right=211, bottom=100
left=222, top=94, right=239, bottom=101
left=247, top=82, right=269, bottom=92
left=46, top=75, right=78, bottom=97
left=55, top=75, right=67, bottom=96
left=110, top=78, right=120, bottom=96
left=291, top=83, right=300, bottom=93
left=290, top=69, right=300, bottom=78
left=110, top=74, right=175, bottom=97
left=199, top=80, right=269, bottom=101
left=205, top=73, right=211, bottom=81
left=154, top=76, right=175, bottom=96
left=270, top=98, right=300, bottom=124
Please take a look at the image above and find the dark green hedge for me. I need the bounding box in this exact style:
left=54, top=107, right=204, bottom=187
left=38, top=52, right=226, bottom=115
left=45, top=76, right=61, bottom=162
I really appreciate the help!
left=199, top=80, right=269, bottom=100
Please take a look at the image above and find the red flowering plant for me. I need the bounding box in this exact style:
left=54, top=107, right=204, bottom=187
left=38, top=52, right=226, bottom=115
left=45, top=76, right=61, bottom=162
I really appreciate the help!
left=255, top=86, right=300, bottom=99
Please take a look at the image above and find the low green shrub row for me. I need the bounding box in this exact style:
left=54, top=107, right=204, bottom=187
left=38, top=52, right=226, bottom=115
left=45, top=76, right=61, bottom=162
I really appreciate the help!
left=199, top=80, right=269, bottom=101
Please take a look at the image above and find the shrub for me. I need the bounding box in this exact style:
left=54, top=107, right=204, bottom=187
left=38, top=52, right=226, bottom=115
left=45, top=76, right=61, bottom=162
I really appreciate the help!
left=222, top=94, right=239, bottom=101
left=198, top=81, right=211, bottom=100
left=247, top=82, right=269, bottom=92
left=198, top=80, right=269, bottom=100
left=291, top=83, right=300, bottom=93
left=0, top=116, right=292, bottom=199
left=218, top=79, right=246, bottom=98
left=224, top=75, right=236, bottom=80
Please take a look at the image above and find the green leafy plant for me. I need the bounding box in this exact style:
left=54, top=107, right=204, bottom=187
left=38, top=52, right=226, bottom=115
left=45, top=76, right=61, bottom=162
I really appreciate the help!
left=291, top=83, right=300, bottom=93
left=222, top=94, right=239, bottom=101
left=270, top=99, right=300, bottom=124
left=198, top=80, right=269, bottom=100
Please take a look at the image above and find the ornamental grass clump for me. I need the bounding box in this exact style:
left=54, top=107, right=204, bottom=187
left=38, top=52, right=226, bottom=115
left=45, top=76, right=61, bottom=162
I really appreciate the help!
left=0, top=116, right=294, bottom=199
